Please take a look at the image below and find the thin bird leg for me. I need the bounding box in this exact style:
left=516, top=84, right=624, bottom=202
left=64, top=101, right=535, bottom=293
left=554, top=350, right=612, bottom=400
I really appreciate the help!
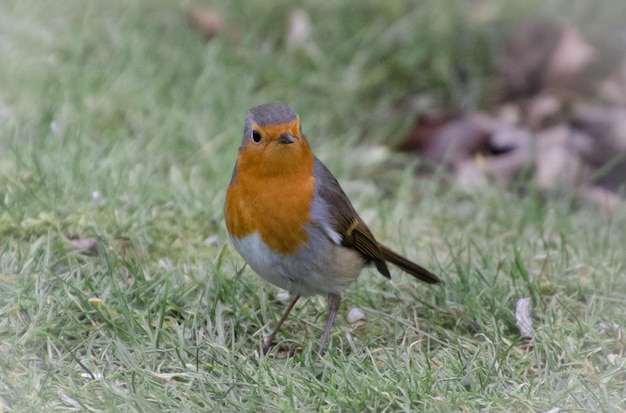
left=262, top=294, right=301, bottom=355
left=316, top=293, right=341, bottom=359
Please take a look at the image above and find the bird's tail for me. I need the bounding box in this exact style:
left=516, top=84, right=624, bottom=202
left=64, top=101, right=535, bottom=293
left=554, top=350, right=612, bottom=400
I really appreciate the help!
left=379, top=244, right=442, bottom=284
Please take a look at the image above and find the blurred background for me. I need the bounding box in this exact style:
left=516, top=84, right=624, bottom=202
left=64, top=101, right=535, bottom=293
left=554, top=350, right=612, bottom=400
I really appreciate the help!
left=2, top=0, right=625, bottom=207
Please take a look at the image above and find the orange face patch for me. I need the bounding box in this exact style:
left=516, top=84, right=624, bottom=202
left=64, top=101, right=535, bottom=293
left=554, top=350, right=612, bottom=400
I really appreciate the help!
left=225, top=124, right=316, bottom=255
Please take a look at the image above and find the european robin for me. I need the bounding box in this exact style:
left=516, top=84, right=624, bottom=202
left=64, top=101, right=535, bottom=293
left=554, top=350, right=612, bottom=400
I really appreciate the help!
left=224, top=103, right=441, bottom=358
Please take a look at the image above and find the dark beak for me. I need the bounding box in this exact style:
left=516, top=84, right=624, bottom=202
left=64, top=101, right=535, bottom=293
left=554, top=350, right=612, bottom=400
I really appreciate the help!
left=277, top=133, right=295, bottom=144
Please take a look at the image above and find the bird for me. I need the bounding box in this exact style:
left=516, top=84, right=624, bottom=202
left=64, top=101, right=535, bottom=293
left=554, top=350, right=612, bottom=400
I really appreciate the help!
left=224, top=103, right=442, bottom=358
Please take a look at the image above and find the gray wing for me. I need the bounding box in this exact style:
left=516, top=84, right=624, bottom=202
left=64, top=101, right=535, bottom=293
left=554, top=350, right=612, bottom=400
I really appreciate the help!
left=312, top=157, right=391, bottom=278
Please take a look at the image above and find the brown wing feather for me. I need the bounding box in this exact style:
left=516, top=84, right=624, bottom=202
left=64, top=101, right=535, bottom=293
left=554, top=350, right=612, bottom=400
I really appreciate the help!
left=313, top=157, right=441, bottom=284
left=346, top=218, right=391, bottom=278
left=379, top=245, right=441, bottom=284
left=313, top=157, right=391, bottom=278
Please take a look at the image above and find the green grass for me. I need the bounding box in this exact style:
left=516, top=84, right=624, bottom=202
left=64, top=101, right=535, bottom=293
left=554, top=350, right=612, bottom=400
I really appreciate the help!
left=1, top=0, right=625, bottom=411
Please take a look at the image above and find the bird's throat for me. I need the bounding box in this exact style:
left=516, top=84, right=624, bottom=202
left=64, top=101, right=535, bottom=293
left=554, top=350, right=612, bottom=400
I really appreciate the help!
left=225, top=157, right=315, bottom=255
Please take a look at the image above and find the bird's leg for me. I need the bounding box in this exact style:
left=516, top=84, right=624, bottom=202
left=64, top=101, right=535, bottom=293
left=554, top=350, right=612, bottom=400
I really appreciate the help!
left=262, top=294, right=300, bottom=355
left=316, top=293, right=341, bottom=360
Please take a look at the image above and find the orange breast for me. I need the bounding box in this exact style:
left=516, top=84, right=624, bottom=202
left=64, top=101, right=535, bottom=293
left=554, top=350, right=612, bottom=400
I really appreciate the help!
left=225, top=160, right=315, bottom=255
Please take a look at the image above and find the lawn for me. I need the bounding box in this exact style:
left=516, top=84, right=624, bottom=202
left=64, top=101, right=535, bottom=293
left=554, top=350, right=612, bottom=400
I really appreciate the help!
left=1, top=0, right=625, bottom=411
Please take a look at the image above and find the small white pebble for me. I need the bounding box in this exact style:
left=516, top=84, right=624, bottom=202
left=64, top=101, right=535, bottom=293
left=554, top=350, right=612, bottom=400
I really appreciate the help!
left=203, top=235, right=219, bottom=246
left=598, top=321, right=619, bottom=331
left=158, top=258, right=174, bottom=271
left=50, top=120, right=65, bottom=137
left=347, top=307, right=365, bottom=324
left=91, top=190, right=106, bottom=204
left=80, top=372, right=104, bottom=379
left=276, top=290, right=291, bottom=302
left=286, top=9, right=312, bottom=48
left=515, top=297, right=534, bottom=339
left=58, top=391, right=80, bottom=408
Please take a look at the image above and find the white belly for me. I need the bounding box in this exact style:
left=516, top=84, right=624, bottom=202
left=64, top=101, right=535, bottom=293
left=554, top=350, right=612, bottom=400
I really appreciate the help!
left=230, top=231, right=365, bottom=297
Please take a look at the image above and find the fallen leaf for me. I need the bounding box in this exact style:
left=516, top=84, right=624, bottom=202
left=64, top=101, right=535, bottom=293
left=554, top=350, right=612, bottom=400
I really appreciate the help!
left=400, top=112, right=455, bottom=153
left=413, top=114, right=492, bottom=164
left=479, top=146, right=531, bottom=184
left=581, top=186, right=625, bottom=215
left=151, top=371, right=193, bottom=382
left=286, top=9, right=312, bottom=48
left=543, top=26, right=597, bottom=94
left=535, top=125, right=591, bottom=190
left=526, top=93, right=563, bottom=129
left=599, top=58, right=626, bottom=106
left=111, top=238, right=133, bottom=256
left=570, top=105, right=626, bottom=191
left=515, top=297, right=534, bottom=340
left=69, top=237, right=99, bottom=254
left=488, top=121, right=532, bottom=153
left=188, top=6, right=222, bottom=40
left=454, top=158, right=487, bottom=191
left=499, top=19, right=562, bottom=100
left=571, top=105, right=626, bottom=157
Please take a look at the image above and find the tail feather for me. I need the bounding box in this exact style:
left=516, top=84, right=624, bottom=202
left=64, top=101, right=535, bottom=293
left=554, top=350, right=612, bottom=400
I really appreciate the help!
left=379, top=244, right=442, bottom=284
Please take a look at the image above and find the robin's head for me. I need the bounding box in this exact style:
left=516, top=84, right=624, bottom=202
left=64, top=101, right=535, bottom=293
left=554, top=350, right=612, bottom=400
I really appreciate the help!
left=236, top=103, right=312, bottom=176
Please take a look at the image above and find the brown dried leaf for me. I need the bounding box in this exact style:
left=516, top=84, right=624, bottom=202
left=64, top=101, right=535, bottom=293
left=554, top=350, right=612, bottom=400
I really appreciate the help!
left=526, top=93, right=563, bottom=129
left=481, top=147, right=531, bottom=183
left=69, top=237, right=99, bottom=254
left=454, top=143, right=531, bottom=191
left=535, top=125, right=591, bottom=190
left=600, top=58, right=626, bottom=106
left=188, top=6, right=222, bottom=40
left=543, top=27, right=597, bottom=94
left=488, top=120, right=532, bottom=153
left=454, top=159, right=487, bottom=191
left=571, top=105, right=626, bottom=156
left=400, top=112, right=454, bottom=153
left=111, top=238, right=133, bottom=256
left=581, top=186, right=625, bottom=215
left=495, top=103, right=522, bottom=125
left=500, top=19, right=562, bottom=100
left=410, top=114, right=493, bottom=163
left=570, top=105, right=626, bottom=191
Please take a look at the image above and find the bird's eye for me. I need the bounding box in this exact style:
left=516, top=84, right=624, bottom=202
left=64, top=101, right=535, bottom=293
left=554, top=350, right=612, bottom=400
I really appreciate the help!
left=252, top=130, right=262, bottom=143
